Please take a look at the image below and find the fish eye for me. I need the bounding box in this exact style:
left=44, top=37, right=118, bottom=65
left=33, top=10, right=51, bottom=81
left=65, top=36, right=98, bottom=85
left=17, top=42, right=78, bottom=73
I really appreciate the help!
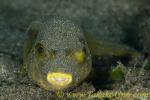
left=37, top=46, right=44, bottom=53
left=36, top=43, right=44, bottom=53
left=35, top=43, right=47, bottom=58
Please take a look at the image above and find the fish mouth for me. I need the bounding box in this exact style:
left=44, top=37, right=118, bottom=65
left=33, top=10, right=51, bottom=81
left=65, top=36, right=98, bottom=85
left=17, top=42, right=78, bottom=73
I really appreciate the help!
left=47, top=72, right=72, bottom=89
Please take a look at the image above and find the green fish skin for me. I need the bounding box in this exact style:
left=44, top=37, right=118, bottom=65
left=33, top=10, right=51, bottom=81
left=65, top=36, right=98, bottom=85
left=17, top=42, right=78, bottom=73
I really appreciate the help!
left=22, top=17, right=92, bottom=91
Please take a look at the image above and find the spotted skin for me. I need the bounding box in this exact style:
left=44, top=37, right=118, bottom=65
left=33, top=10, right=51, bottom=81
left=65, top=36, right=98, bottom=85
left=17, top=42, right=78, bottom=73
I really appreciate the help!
left=22, top=17, right=92, bottom=91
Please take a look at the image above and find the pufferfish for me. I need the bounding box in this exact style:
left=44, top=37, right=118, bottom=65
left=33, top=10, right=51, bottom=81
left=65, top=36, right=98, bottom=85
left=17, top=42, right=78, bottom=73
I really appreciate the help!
left=22, top=17, right=139, bottom=91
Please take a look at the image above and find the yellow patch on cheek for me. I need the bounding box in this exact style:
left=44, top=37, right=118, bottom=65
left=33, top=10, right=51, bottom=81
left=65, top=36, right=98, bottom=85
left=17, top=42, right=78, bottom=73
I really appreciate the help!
left=47, top=72, right=72, bottom=89
left=74, top=50, right=85, bottom=63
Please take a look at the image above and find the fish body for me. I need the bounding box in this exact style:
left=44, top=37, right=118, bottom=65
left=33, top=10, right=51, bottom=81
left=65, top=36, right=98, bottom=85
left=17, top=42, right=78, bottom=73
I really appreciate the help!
left=23, top=17, right=140, bottom=91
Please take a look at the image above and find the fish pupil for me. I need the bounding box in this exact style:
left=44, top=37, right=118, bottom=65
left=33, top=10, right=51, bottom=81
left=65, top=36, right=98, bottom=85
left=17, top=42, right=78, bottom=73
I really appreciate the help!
left=37, top=47, right=44, bottom=53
